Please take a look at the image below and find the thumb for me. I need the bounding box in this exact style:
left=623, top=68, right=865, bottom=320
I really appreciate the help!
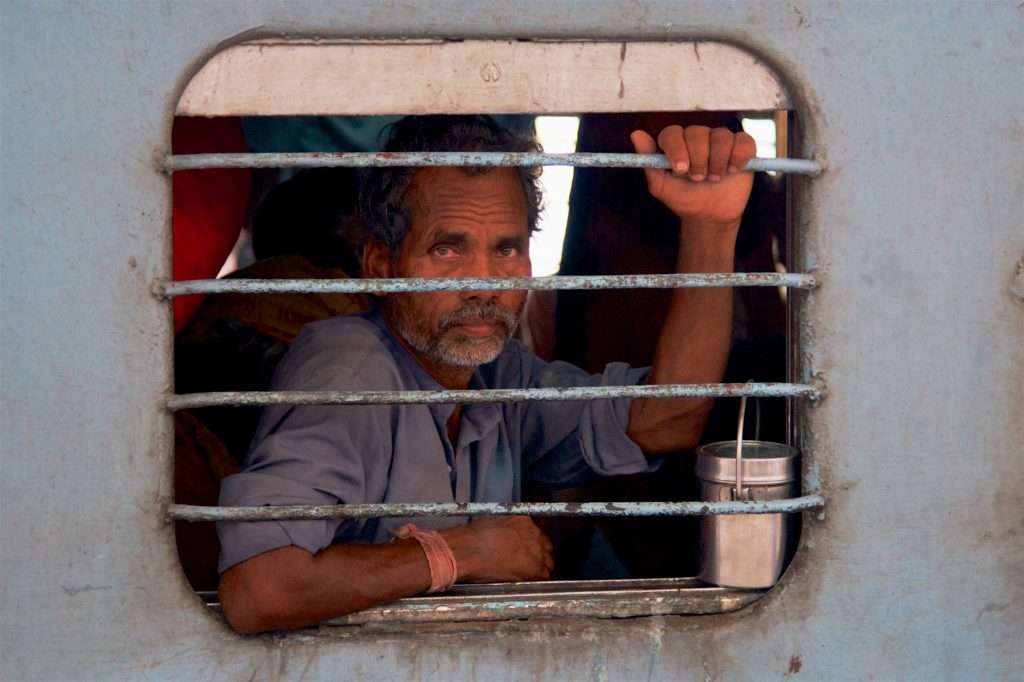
left=631, top=129, right=667, bottom=199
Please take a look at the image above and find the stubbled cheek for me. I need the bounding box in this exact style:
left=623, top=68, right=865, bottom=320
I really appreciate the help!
left=499, top=291, right=528, bottom=315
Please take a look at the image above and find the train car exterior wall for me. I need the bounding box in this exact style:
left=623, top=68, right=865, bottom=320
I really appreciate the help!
left=2, top=1, right=1022, bottom=680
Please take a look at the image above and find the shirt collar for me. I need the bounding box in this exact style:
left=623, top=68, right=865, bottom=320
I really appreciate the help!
left=362, top=309, right=503, bottom=441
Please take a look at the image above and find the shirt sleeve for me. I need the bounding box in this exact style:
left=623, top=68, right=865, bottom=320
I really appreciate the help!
left=509, top=344, right=659, bottom=488
left=216, top=324, right=395, bottom=573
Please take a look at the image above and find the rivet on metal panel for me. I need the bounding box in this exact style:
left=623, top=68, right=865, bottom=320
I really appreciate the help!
left=1010, top=253, right=1024, bottom=302
left=808, top=373, right=828, bottom=405
left=480, top=61, right=502, bottom=83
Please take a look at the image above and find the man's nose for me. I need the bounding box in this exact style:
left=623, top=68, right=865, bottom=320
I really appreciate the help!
left=462, top=252, right=501, bottom=279
left=459, top=252, right=501, bottom=299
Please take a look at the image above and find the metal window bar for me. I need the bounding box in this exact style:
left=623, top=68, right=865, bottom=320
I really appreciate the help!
left=164, top=151, right=821, bottom=174
left=169, top=495, right=825, bottom=522
left=157, top=272, right=816, bottom=298
left=165, top=148, right=825, bottom=525
left=167, top=382, right=820, bottom=410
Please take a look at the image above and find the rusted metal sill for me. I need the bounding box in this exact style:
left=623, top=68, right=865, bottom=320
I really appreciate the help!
left=165, top=151, right=822, bottom=175
left=169, top=494, right=825, bottom=522
left=156, top=272, right=817, bottom=298
left=197, top=578, right=763, bottom=625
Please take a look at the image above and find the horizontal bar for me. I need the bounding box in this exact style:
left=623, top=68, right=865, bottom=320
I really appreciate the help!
left=167, top=381, right=820, bottom=410
left=165, top=151, right=822, bottom=175
left=157, top=272, right=817, bottom=298
left=200, top=577, right=713, bottom=602
left=168, top=494, right=825, bottom=522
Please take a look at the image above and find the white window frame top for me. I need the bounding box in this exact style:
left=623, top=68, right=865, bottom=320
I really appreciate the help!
left=175, top=38, right=802, bottom=626
left=178, top=39, right=790, bottom=116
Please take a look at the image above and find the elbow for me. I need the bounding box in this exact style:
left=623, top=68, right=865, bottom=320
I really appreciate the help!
left=628, top=424, right=701, bottom=454
left=219, top=569, right=271, bottom=634
left=675, top=427, right=702, bottom=452
left=219, top=561, right=305, bottom=634
left=220, top=598, right=265, bottom=635
left=628, top=404, right=708, bottom=454
left=628, top=396, right=714, bottom=454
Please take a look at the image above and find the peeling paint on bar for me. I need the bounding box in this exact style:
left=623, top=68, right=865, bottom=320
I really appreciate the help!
left=157, top=272, right=817, bottom=298
left=167, top=381, right=820, bottom=410
left=168, top=494, right=825, bottom=522
left=164, top=151, right=823, bottom=175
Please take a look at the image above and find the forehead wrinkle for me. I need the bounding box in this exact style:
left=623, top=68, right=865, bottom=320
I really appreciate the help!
left=425, top=195, right=526, bottom=225
left=428, top=192, right=522, bottom=213
left=409, top=167, right=528, bottom=235
left=427, top=205, right=523, bottom=223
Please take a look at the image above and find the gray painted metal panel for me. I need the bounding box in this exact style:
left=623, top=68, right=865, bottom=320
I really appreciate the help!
left=2, top=2, right=1022, bottom=681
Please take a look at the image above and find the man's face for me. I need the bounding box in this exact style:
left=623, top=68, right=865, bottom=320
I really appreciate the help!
left=371, top=167, right=532, bottom=373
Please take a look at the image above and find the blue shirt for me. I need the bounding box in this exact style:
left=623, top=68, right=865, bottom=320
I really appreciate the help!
left=217, top=311, right=654, bottom=572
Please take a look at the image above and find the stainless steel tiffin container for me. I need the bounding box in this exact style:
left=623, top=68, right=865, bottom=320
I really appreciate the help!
left=696, top=435, right=799, bottom=589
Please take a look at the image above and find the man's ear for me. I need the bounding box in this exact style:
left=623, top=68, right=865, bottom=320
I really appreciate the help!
left=362, top=239, right=394, bottom=279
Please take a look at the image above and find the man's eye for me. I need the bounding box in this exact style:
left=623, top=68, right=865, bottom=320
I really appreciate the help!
left=498, top=246, right=519, bottom=257
left=432, top=245, right=457, bottom=257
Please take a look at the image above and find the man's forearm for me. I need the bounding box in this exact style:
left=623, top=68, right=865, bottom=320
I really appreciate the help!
left=219, top=539, right=435, bottom=633
left=627, top=221, right=738, bottom=453
left=218, top=517, right=552, bottom=633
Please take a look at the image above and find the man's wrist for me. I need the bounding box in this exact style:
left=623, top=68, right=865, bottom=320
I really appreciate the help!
left=439, top=525, right=478, bottom=582
left=678, top=216, right=742, bottom=238
left=677, top=218, right=739, bottom=271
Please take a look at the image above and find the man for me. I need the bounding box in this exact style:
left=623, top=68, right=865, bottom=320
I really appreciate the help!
left=217, top=115, right=757, bottom=633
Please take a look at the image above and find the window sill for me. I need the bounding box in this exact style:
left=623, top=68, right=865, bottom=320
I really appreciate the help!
left=199, top=577, right=763, bottom=626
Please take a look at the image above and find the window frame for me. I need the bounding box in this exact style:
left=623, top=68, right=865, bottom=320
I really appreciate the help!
left=168, top=38, right=821, bottom=626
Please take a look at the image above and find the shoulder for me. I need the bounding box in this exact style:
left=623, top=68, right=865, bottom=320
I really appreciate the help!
left=271, top=314, right=402, bottom=390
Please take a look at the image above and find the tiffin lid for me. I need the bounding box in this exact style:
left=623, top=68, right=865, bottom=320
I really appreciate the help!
left=696, top=440, right=799, bottom=485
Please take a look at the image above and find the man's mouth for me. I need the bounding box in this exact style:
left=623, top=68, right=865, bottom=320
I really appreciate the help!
left=451, top=320, right=500, bottom=337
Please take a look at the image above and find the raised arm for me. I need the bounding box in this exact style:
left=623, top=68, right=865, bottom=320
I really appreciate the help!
left=625, top=125, right=757, bottom=453
left=220, top=516, right=553, bottom=633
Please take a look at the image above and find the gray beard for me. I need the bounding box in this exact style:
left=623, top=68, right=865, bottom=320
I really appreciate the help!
left=387, top=297, right=522, bottom=368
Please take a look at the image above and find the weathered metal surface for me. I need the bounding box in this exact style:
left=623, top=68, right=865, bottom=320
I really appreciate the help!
left=175, top=40, right=792, bottom=115
left=167, top=381, right=820, bottom=409
left=1011, top=253, right=1024, bottom=302
left=197, top=579, right=764, bottom=624
left=168, top=494, right=826, bottom=521
left=158, top=272, right=817, bottom=297
left=4, top=4, right=1023, bottom=682
left=165, top=151, right=823, bottom=174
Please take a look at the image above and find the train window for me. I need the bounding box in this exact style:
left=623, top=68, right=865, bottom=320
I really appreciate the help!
left=165, top=40, right=823, bottom=628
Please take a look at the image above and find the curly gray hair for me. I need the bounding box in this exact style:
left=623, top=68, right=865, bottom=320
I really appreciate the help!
left=359, top=115, right=543, bottom=251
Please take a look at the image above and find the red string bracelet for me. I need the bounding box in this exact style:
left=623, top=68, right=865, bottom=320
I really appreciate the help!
left=394, top=523, right=458, bottom=593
